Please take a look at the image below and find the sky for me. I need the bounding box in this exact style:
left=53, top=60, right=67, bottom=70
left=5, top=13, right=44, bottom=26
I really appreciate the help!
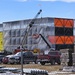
left=0, top=0, right=75, bottom=23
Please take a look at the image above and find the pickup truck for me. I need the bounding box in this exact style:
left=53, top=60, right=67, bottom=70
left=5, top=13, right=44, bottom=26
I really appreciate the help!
left=8, top=51, right=37, bottom=64
left=37, top=51, right=61, bottom=65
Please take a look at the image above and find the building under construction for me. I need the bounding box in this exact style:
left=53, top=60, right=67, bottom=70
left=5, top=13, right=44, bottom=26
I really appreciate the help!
left=1, top=17, right=74, bottom=53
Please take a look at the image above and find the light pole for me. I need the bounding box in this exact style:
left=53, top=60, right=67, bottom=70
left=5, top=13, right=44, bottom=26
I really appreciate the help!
left=21, top=48, right=23, bottom=75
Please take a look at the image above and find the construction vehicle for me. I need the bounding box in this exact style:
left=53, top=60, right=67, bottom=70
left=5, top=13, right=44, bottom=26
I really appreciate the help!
left=37, top=50, right=61, bottom=65
left=33, top=34, right=61, bottom=65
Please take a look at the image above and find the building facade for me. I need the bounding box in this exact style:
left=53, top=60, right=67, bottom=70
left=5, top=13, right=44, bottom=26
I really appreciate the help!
left=2, top=17, right=75, bottom=53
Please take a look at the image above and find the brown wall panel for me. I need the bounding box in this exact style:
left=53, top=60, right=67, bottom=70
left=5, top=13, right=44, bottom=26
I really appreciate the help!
left=54, top=18, right=74, bottom=28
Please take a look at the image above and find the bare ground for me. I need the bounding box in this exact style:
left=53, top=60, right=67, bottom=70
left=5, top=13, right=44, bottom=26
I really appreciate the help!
left=0, top=63, right=64, bottom=72
left=0, top=63, right=75, bottom=75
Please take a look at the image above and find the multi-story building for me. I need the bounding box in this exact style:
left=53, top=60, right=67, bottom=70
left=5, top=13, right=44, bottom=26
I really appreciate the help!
left=2, top=17, right=75, bottom=53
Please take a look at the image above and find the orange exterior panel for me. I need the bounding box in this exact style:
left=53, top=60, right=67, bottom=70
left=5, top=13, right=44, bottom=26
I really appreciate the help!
left=55, top=36, right=74, bottom=44
left=55, top=36, right=65, bottom=44
left=54, top=18, right=63, bottom=27
left=64, top=19, right=74, bottom=28
left=54, top=18, right=74, bottom=28
left=65, top=36, right=74, bottom=44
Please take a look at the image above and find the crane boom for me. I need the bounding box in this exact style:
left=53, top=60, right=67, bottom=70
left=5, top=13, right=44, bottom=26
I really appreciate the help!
left=29, top=9, right=42, bottom=28
left=21, top=9, right=42, bottom=49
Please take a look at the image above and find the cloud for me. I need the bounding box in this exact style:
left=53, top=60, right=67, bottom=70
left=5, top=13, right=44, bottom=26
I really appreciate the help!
left=15, top=0, right=27, bottom=2
left=39, top=0, right=75, bottom=2
left=38, top=0, right=56, bottom=1
left=15, top=0, right=75, bottom=2
left=61, top=0, right=75, bottom=2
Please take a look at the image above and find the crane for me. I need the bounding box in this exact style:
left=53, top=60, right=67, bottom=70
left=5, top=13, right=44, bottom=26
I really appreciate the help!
left=21, top=9, right=42, bottom=75
left=21, top=9, right=42, bottom=49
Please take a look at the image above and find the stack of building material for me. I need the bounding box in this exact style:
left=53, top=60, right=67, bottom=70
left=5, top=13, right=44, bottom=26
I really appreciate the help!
left=60, top=49, right=69, bottom=66
left=72, top=53, right=75, bottom=66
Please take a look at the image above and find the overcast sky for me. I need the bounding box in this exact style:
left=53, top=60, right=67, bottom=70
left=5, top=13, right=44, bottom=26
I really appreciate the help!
left=0, top=0, right=75, bottom=23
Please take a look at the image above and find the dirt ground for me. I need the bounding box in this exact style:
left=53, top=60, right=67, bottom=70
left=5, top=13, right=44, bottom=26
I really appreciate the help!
left=0, top=63, right=65, bottom=72
left=0, top=63, right=75, bottom=75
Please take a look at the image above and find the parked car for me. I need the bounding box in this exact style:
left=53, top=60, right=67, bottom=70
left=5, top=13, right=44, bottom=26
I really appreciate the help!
left=9, top=51, right=37, bottom=64
left=8, top=52, right=23, bottom=64
left=0, top=55, right=5, bottom=63
left=37, top=51, right=61, bottom=65
left=2, top=55, right=14, bottom=64
left=23, top=51, right=37, bottom=64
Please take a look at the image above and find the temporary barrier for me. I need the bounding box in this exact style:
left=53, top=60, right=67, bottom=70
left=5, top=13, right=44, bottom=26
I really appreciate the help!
left=54, top=18, right=74, bottom=28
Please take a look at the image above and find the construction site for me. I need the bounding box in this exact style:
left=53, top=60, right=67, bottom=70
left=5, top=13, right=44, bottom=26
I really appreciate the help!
left=0, top=9, right=75, bottom=75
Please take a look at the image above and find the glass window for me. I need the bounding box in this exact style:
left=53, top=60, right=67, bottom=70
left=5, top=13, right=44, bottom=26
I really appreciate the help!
left=11, top=24, right=17, bottom=29
left=11, top=38, right=16, bottom=45
left=9, top=30, right=11, bottom=37
left=46, top=26, right=50, bottom=31
left=11, top=23, right=20, bottom=29
left=11, top=30, right=16, bottom=37
left=16, top=30, right=20, bottom=37
left=16, top=38, right=20, bottom=44
left=21, top=24, right=27, bottom=29
left=3, top=23, right=11, bottom=30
